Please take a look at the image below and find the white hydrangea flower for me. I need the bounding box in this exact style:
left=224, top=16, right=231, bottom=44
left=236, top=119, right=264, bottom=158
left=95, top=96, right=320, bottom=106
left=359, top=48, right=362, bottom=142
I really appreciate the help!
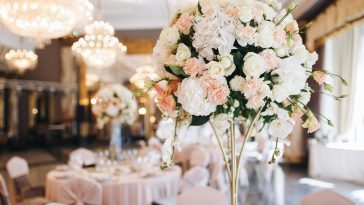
left=176, top=78, right=217, bottom=116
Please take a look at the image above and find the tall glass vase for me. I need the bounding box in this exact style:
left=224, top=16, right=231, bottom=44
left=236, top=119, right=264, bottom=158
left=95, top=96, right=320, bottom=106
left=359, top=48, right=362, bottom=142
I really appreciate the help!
left=109, top=120, right=122, bottom=160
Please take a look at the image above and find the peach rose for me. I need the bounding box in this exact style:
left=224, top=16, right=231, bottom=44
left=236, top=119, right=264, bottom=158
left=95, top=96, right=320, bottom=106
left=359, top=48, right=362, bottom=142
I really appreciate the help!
left=175, top=13, right=193, bottom=35
left=157, top=95, right=176, bottom=114
left=252, top=7, right=263, bottom=22
left=153, top=80, right=169, bottom=96
left=207, top=84, right=230, bottom=105
left=183, top=58, right=205, bottom=77
left=259, top=49, right=280, bottom=71
left=236, top=25, right=256, bottom=45
left=313, top=71, right=326, bottom=85
left=199, top=75, right=220, bottom=90
left=225, top=5, right=238, bottom=17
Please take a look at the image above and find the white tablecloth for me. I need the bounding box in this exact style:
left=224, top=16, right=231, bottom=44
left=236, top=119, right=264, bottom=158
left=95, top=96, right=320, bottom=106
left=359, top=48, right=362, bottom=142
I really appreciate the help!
left=308, top=140, right=364, bottom=184
left=46, top=166, right=181, bottom=205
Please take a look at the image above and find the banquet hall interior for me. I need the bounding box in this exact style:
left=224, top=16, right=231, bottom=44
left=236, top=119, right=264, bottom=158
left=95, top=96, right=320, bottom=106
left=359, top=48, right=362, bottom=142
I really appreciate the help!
left=0, top=0, right=363, bottom=205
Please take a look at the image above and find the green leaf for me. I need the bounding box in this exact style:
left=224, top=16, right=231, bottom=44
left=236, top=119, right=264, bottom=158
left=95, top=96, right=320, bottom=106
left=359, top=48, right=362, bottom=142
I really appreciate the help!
left=165, top=65, right=187, bottom=78
left=323, top=83, right=333, bottom=92
left=190, top=115, right=210, bottom=126
left=145, top=81, right=154, bottom=89
left=134, top=92, right=142, bottom=97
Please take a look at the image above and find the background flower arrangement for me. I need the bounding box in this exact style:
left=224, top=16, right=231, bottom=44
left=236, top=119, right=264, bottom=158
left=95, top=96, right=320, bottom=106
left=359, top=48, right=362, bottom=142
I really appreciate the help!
left=147, top=0, right=346, bottom=203
left=92, top=84, right=138, bottom=127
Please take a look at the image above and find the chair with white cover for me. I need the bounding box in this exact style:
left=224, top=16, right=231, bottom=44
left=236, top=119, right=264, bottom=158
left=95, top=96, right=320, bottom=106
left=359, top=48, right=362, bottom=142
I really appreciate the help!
left=180, top=166, right=209, bottom=193
left=6, top=156, right=45, bottom=202
left=59, top=177, right=102, bottom=205
left=301, top=189, right=355, bottom=205
left=176, top=187, right=227, bottom=205
left=69, top=148, right=96, bottom=167
left=189, top=146, right=210, bottom=168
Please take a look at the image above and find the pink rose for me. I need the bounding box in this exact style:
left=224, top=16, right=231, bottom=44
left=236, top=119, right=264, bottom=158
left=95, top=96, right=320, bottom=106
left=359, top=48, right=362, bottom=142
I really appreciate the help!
left=157, top=95, right=176, bottom=114
left=236, top=25, right=256, bottom=45
left=225, top=5, right=238, bottom=17
left=207, top=84, right=230, bottom=105
left=274, top=26, right=286, bottom=47
left=259, top=49, right=280, bottom=71
left=242, top=77, right=263, bottom=99
left=175, top=13, right=193, bottom=35
left=183, top=58, right=205, bottom=77
left=285, top=21, right=299, bottom=33
left=313, top=71, right=326, bottom=85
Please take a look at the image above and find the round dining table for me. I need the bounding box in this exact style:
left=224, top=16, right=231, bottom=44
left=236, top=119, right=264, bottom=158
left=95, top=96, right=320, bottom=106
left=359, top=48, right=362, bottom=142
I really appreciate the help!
left=46, top=166, right=181, bottom=205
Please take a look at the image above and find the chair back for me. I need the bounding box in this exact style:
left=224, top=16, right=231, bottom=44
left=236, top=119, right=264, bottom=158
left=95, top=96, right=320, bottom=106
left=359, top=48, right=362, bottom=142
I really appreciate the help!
left=180, top=167, right=209, bottom=193
left=301, top=189, right=355, bottom=205
left=59, top=177, right=102, bottom=205
left=177, top=187, right=227, bottom=205
left=6, top=157, right=29, bottom=179
left=189, top=147, right=210, bottom=168
left=69, top=148, right=96, bottom=166
left=0, top=174, right=9, bottom=205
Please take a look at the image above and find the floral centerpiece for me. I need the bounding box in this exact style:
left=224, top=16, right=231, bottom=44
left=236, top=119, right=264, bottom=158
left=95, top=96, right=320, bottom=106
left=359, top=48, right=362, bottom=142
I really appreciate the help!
left=92, top=84, right=138, bottom=159
left=147, top=0, right=346, bottom=204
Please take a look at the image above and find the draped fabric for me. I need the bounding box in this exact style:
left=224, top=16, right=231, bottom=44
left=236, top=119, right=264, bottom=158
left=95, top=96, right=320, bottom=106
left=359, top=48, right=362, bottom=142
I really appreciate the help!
left=320, top=25, right=364, bottom=142
left=59, top=177, right=102, bottom=205
left=306, top=0, right=364, bottom=50
left=8, top=89, right=18, bottom=138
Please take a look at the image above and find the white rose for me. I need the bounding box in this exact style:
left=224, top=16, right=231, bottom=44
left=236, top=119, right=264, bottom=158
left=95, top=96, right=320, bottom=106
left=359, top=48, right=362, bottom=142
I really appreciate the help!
left=218, top=54, right=236, bottom=76
left=176, top=78, right=216, bottom=116
left=268, top=119, right=293, bottom=139
left=230, top=76, right=245, bottom=92
left=243, top=52, right=267, bottom=77
left=106, top=105, right=119, bottom=117
left=238, top=6, right=253, bottom=23
left=207, top=61, right=225, bottom=77
left=272, top=83, right=289, bottom=103
left=275, top=46, right=289, bottom=57
left=305, top=51, right=318, bottom=69
left=159, top=26, right=180, bottom=48
left=292, top=45, right=309, bottom=64
left=257, top=21, right=275, bottom=48
left=175, top=43, right=191, bottom=64
left=210, top=113, right=230, bottom=136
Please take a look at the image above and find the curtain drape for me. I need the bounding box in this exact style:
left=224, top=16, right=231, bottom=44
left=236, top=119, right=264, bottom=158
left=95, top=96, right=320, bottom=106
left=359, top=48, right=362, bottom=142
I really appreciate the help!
left=320, top=24, right=363, bottom=143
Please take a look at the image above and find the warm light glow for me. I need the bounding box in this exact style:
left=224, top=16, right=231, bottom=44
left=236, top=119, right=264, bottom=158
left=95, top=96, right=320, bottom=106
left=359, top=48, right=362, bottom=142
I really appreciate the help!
left=90, top=98, right=97, bottom=105
left=150, top=116, right=156, bottom=123
left=130, top=65, right=158, bottom=89
left=86, top=73, right=100, bottom=88
left=138, top=107, right=147, bottom=115
left=0, top=0, right=93, bottom=40
left=5, top=49, right=38, bottom=73
left=32, top=108, right=38, bottom=115
left=72, top=21, right=127, bottom=68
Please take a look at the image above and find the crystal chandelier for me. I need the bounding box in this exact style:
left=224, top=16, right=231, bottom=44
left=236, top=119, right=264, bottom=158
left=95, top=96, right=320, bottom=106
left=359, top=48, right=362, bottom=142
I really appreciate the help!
left=130, top=65, right=159, bottom=89
left=5, top=49, right=38, bottom=74
left=0, top=0, right=94, bottom=40
left=72, top=21, right=127, bottom=69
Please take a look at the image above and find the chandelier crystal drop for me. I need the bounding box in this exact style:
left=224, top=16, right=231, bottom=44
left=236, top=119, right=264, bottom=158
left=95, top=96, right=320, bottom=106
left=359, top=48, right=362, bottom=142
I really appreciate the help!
left=72, top=21, right=127, bottom=69
left=0, top=0, right=94, bottom=40
left=5, top=49, right=38, bottom=73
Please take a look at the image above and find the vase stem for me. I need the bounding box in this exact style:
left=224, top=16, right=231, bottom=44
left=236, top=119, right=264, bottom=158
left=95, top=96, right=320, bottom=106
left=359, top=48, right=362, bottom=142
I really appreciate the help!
left=229, top=119, right=237, bottom=205
left=110, top=120, right=122, bottom=160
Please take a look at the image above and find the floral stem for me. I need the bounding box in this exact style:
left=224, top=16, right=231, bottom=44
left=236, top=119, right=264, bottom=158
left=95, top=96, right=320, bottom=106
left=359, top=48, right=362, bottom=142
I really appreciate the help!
left=235, top=106, right=264, bottom=189
left=209, top=121, right=232, bottom=183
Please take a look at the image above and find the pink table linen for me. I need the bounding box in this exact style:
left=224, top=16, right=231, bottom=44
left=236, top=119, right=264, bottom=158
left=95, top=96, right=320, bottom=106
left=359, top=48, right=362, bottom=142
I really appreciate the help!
left=46, top=166, right=181, bottom=205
